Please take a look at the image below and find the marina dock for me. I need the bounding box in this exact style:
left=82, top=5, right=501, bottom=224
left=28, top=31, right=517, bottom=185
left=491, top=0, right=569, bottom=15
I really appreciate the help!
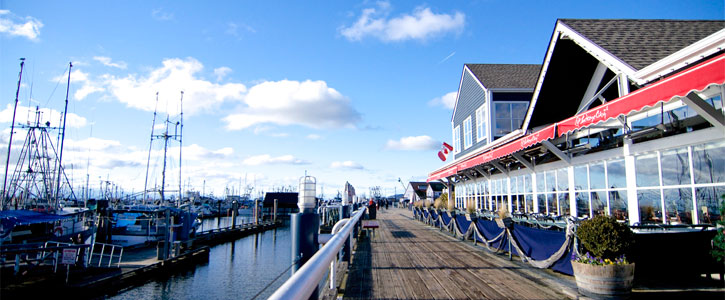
left=1, top=220, right=282, bottom=299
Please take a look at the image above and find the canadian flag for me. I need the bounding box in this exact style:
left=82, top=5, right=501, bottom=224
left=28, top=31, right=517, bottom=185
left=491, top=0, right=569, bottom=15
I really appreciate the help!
left=437, top=142, right=454, bottom=161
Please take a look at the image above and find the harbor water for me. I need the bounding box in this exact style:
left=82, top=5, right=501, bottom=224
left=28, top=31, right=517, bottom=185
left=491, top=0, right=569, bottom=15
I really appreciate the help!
left=108, top=216, right=292, bottom=300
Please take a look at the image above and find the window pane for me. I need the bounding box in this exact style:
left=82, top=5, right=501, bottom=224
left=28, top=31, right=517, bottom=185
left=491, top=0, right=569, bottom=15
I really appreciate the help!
left=494, top=119, right=512, bottom=136
left=525, top=195, right=533, bottom=213
left=590, top=162, right=606, bottom=190
left=663, top=188, right=692, bottom=224
left=661, top=147, right=691, bottom=186
left=546, top=194, right=557, bottom=215
left=695, top=186, right=724, bottom=225
left=591, top=191, right=607, bottom=216
left=607, top=159, right=627, bottom=189
left=609, top=190, right=628, bottom=221
left=574, top=166, right=588, bottom=191
left=693, top=141, right=725, bottom=184
left=495, top=103, right=510, bottom=118
left=511, top=103, right=528, bottom=118
left=559, top=193, right=570, bottom=216
left=545, top=171, right=556, bottom=192
left=576, top=192, right=590, bottom=217
left=536, top=172, right=545, bottom=193
left=510, top=177, right=518, bottom=194
left=557, top=169, right=569, bottom=191
left=537, top=194, right=546, bottom=213
left=524, top=175, right=532, bottom=193
left=637, top=189, right=662, bottom=224
left=635, top=153, right=659, bottom=187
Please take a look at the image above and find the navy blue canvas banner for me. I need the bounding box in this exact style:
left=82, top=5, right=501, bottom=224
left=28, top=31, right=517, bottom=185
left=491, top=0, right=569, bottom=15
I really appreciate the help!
left=455, top=215, right=471, bottom=233
left=440, top=212, right=452, bottom=226
left=511, top=224, right=573, bottom=275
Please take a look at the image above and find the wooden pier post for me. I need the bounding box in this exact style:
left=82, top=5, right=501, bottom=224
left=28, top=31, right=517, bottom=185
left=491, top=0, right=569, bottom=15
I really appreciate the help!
left=274, top=199, right=278, bottom=223
left=254, top=198, right=259, bottom=225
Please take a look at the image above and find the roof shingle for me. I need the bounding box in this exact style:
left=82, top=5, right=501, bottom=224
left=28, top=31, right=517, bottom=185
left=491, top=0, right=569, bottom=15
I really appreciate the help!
left=559, top=19, right=725, bottom=71
left=464, top=64, right=541, bottom=89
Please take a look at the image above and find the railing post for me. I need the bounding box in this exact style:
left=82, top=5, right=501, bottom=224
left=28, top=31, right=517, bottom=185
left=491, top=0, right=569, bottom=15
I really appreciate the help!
left=291, top=175, right=320, bottom=300
left=340, top=204, right=351, bottom=262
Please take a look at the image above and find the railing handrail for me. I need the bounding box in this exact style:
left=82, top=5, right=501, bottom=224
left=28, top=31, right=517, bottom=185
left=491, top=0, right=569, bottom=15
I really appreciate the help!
left=268, top=207, right=366, bottom=300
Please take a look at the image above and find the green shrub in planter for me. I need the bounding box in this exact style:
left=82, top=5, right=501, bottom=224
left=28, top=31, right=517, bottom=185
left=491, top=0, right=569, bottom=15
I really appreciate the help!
left=577, top=215, right=635, bottom=261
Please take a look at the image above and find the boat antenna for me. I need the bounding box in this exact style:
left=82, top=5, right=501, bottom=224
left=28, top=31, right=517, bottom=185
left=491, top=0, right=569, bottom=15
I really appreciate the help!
left=1, top=58, right=25, bottom=208
left=143, top=92, right=160, bottom=204
left=178, top=91, right=183, bottom=206
left=54, top=62, right=72, bottom=211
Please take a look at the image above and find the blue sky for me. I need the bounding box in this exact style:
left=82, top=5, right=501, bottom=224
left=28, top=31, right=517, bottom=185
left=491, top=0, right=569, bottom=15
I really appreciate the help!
left=1, top=1, right=722, bottom=200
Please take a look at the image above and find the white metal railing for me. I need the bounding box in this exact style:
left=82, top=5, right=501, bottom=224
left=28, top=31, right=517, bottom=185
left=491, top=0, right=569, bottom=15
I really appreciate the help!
left=89, top=242, right=124, bottom=268
left=268, top=207, right=366, bottom=300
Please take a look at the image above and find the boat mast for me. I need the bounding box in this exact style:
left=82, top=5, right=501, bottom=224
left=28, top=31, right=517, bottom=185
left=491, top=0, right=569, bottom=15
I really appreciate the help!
left=160, top=114, right=170, bottom=203
left=2, top=58, right=25, bottom=209
left=143, top=92, right=160, bottom=204
left=54, top=62, right=72, bottom=211
left=178, top=91, right=183, bottom=206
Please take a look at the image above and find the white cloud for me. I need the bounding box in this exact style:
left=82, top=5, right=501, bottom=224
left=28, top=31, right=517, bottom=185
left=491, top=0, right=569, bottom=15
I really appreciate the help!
left=0, top=104, right=87, bottom=128
left=306, top=134, right=322, bottom=140
left=428, top=91, right=457, bottom=109
left=223, top=79, right=360, bottom=130
left=242, top=154, right=309, bottom=166
left=330, top=161, right=364, bottom=170
left=225, top=22, right=256, bottom=37
left=385, top=135, right=438, bottom=151
left=0, top=10, right=43, bottom=41
left=213, top=66, right=232, bottom=81
left=94, top=56, right=127, bottom=69
left=104, top=57, right=247, bottom=115
left=53, top=69, right=105, bottom=100
left=152, top=8, right=174, bottom=21
left=340, top=2, right=464, bottom=42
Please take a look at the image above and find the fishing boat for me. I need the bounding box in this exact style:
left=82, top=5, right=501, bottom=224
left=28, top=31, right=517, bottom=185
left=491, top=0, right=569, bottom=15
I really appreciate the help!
left=1, top=61, right=97, bottom=245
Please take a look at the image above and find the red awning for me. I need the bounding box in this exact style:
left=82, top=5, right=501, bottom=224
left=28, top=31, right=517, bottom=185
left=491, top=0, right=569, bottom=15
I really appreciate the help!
left=427, top=53, right=725, bottom=183
left=427, top=124, right=556, bottom=182
left=558, top=53, right=725, bottom=135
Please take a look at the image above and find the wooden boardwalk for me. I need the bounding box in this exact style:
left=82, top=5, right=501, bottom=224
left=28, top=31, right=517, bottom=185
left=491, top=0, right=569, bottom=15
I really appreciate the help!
left=342, top=208, right=573, bottom=300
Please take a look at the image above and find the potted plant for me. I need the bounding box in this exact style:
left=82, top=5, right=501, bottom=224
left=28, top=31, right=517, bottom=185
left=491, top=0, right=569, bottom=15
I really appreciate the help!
left=572, top=215, right=635, bottom=299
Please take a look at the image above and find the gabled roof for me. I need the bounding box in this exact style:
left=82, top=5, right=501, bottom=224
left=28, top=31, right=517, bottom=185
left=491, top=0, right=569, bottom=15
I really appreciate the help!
left=427, top=182, right=445, bottom=192
left=464, top=64, right=541, bottom=89
left=559, top=19, right=725, bottom=71
left=408, top=181, right=428, bottom=191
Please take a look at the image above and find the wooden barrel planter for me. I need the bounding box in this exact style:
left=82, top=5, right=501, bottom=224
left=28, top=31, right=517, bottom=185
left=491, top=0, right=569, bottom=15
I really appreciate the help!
left=571, top=261, right=635, bottom=299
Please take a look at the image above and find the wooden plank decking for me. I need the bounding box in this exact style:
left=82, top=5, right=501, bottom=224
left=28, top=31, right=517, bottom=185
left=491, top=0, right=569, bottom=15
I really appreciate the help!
left=342, top=208, right=573, bottom=299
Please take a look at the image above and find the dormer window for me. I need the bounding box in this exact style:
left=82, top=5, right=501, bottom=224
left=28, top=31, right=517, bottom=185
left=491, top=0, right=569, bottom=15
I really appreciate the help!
left=494, top=102, right=528, bottom=138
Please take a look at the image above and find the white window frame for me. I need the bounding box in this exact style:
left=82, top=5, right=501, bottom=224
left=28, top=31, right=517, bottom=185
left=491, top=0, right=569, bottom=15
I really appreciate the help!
left=475, top=105, right=487, bottom=143
left=453, top=125, right=461, bottom=154
left=463, top=116, right=472, bottom=149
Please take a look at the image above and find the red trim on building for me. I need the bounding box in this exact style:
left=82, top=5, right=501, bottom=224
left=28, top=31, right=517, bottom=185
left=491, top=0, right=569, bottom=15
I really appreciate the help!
left=559, top=53, right=725, bottom=135
left=427, top=53, right=725, bottom=183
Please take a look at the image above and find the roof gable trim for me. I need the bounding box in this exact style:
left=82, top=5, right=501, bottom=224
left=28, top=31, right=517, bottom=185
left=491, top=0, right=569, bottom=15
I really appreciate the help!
left=634, top=28, right=725, bottom=85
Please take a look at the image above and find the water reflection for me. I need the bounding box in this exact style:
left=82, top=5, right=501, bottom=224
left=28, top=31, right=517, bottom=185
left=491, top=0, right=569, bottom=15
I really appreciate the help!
left=109, top=220, right=291, bottom=300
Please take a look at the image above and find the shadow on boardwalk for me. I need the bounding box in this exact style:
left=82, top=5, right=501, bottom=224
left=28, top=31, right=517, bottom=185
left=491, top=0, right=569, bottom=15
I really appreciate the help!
left=341, top=208, right=572, bottom=300
left=340, top=208, right=725, bottom=300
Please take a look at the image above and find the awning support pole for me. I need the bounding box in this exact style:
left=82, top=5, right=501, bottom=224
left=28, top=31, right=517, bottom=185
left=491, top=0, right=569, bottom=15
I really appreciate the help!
left=683, top=92, right=725, bottom=130
left=541, top=140, right=571, bottom=164
left=512, top=151, right=535, bottom=171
